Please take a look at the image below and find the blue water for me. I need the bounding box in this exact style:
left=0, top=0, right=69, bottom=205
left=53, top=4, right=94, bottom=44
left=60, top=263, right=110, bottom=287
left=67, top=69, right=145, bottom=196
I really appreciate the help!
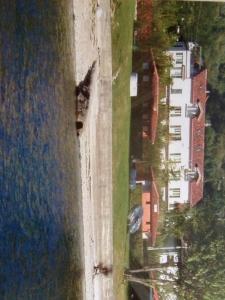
left=0, top=1, right=83, bottom=299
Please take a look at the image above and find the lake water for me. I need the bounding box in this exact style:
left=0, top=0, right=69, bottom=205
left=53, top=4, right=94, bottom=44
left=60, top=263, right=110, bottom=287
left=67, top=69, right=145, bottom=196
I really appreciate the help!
left=0, top=1, right=83, bottom=299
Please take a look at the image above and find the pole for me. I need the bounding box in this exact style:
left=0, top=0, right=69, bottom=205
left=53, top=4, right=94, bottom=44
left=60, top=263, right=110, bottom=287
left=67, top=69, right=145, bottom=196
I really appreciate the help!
left=147, top=246, right=188, bottom=251
left=182, top=0, right=225, bottom=2
left=127, top=265, right=175, bottom=273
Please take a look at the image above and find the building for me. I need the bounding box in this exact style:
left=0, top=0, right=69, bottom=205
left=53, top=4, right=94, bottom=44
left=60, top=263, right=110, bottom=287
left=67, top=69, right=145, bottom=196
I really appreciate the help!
left=142, top=175, right=159, bottom=245
left=135, top=165, right=160, bottom=245
left=163, top=41, right=208, bottom=210
left=142, top=52, right=160, bottom=144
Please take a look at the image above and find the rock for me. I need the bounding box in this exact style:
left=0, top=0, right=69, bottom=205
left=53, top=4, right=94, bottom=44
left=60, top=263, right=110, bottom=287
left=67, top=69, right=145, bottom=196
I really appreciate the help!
left=75, top=61, right=96, bottom=119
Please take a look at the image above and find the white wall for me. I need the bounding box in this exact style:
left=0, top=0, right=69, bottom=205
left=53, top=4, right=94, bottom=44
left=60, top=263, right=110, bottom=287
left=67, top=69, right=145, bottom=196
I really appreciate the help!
left=167, top=44, right=192, bottom=209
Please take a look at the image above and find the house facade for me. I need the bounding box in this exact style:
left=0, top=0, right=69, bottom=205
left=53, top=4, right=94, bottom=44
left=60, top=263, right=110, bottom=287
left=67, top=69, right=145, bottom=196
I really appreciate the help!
left=164, top=42, right=208, bottom=210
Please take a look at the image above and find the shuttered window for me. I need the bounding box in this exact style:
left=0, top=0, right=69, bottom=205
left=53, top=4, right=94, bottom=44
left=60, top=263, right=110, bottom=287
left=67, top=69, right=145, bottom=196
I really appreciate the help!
left=170, top=153, right=181, bottom=163
left=170, top=125, right=181, bottom=141
left=169, top=188, right=180, bottom=198
left=171, top=88, right=182, bottom=94
left=171, top=67, right=182, bottom=78
left=176, top=52, right=183, bottom=64
left=170, top=106, right=181, bottom=117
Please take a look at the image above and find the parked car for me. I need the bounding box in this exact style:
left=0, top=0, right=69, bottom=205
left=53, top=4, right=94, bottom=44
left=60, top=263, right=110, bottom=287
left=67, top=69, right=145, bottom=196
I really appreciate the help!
left=128, top=205, right=143, bottom=234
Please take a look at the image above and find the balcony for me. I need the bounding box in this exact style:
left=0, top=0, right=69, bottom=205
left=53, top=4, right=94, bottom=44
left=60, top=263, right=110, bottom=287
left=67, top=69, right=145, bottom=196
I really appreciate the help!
left=185, top=103, right=200, bottom=119
left=184, top=166, right=200, bottom=182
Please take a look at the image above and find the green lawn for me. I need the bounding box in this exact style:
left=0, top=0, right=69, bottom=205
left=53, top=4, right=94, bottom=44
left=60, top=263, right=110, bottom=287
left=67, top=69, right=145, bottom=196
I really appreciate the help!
left=111, top=0, right=136, bottom=299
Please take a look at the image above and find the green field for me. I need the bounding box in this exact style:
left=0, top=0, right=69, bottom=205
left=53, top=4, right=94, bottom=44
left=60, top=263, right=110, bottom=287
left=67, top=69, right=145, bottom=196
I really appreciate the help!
left=111, top=0, right=136, bottom=299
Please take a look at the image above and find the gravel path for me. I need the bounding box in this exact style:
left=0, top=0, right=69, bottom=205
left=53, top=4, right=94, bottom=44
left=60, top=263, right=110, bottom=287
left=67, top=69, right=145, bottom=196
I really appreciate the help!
left=72, top=1, right=113, bottom=299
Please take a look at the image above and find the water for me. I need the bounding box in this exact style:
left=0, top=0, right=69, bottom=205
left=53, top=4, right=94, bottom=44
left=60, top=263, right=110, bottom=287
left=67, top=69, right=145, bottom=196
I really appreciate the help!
left=0, top=1, right=83, bottom=299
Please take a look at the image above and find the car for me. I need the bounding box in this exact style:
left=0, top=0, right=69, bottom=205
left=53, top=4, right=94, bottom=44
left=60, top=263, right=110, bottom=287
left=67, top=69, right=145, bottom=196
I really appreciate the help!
left=128, top=205, right=143, bottom=234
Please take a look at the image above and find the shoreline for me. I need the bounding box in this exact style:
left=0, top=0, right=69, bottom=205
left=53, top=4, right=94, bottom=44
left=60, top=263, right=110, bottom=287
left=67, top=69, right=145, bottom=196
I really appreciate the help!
left=72, top=1, right=113, bottom=299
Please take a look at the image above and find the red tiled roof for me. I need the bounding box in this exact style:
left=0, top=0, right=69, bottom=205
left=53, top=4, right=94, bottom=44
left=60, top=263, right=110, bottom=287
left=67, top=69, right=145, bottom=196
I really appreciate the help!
left=149, top=52, right=160, bottom=144
left=142, top=51, right=160, bottom=144
left=190, top=69, right=208, bottom=206
left=150, top=168, right=160, bottom=246
left=141, top=168, right=160, bottom=245
left=142, top=191, right=151, bottom=233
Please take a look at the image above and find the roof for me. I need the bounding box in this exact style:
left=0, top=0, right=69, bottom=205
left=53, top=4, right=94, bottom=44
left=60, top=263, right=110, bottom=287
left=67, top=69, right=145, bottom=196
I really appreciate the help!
left=190, top=69, right=208, bottom=206
left=149, top=51, right=160, bottom=144
left=141, top=168, right=160, bottom=245
left=142, top=50, right=160, bottom=144
left=142, top=191, right=151, bottom=233
left=149, top=168, right=160, bottom=246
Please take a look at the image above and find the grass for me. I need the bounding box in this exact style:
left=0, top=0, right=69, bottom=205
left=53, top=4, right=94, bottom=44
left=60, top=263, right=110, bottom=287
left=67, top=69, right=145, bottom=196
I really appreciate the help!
left=111, top=0, right=136, bottom=299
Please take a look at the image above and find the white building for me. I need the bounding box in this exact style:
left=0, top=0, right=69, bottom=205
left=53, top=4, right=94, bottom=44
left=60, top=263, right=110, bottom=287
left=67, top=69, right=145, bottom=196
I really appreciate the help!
left=164, top=41, right=208, bottom=210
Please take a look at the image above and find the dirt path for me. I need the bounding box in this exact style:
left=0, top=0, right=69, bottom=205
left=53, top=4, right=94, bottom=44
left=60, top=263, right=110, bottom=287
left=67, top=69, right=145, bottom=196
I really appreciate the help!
left=72, top=1, right=113, bottom=299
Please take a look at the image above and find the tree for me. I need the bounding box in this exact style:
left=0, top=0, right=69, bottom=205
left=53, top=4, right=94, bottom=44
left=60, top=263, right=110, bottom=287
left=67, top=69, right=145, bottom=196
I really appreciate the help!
left=157, top=194, right=225, bottom=299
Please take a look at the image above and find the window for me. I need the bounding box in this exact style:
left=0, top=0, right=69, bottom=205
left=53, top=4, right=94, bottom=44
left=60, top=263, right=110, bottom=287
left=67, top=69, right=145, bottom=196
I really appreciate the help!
left=169, top=188, right=180, bottom=198
left=173, top=254, right=179, bottom=263
left=143, top=113, right=148, bottom=120
left=160, top=255, right=168, bottom=264
left=169, top=170, right=181, bottom=181
left=170, top=153, right=181, bottom=163
left=171, top=88, right=182, bottom=94
left=171, top=67, right=182, bottom=78
left=170, top=106, right=181, bottom=117
left=143, top=75, right=150, bottom=82
left=143, top=126, right=149, bottom=132
left=170, top=125, right=181, bottom=141
left=142, top=62, right=149, bottom=70
left=176, top=52, right=183, bottom=64
left=169, top=203, right=178, bottom=209
left=143, top=102, right=148, bottom=108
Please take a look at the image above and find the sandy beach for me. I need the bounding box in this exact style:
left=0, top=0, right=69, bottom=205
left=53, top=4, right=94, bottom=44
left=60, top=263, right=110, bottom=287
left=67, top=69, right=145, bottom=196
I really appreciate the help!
left=72, top=0, right=113, bottom=299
